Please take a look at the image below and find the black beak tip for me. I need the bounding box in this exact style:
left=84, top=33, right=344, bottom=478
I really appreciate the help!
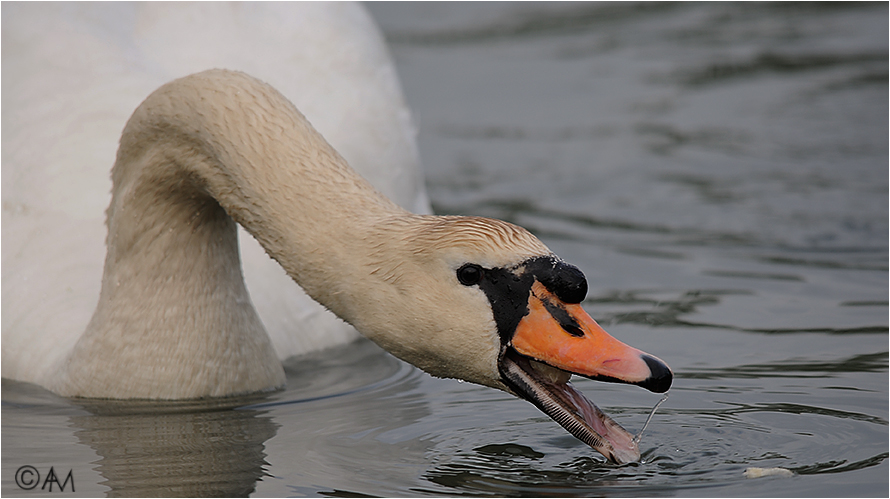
left=640, top=355, right=673, bottom=393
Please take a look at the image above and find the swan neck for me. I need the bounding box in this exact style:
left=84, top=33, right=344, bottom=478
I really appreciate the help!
left=114, top=70, right=403, bottom=297
left=60, top=70, right=404, bottom=398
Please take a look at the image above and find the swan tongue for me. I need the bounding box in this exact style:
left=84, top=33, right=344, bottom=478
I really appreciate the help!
left=500, top=350, right=640, bottom=464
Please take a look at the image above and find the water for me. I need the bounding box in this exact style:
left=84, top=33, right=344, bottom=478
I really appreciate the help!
left=2, top=2, right=887, bottom=496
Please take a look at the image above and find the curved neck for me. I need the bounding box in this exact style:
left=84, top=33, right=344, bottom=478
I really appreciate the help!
left=111, top=70, right=405, bottom=296
left=56, top=70, right=405, bottom=398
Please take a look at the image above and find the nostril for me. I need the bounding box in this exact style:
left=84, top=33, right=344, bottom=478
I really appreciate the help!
left=560, top=323, right=584, bottom=337
left=640, top=355, right=673, bottom=393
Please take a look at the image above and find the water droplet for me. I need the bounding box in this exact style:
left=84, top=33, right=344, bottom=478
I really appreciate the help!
left=633, top=390, right=669, bottom=445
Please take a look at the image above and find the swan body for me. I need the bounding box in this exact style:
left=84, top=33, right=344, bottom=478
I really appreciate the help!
left=2, top=2, right=427, bottom=387
left=2, top=5, right=673, bottom=464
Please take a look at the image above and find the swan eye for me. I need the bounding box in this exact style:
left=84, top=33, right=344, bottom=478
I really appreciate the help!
left=457, top=264, right=484, bottom=286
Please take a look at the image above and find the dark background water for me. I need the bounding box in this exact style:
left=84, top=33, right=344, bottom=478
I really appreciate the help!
left=3, top=2, right=887, bottom=497
left=368, top=3, right=888, bottom=495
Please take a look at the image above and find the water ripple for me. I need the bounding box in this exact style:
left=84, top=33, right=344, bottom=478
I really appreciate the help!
left=680, top=352, right=889, bottom=380
left=793, top=452, right=888, bottom=475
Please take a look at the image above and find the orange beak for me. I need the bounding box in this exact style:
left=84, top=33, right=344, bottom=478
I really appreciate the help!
left=510, top=282, right=671, bottom=392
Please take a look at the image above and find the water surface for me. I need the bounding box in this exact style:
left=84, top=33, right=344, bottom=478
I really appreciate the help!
left=3, top=2, right=887, bottom=497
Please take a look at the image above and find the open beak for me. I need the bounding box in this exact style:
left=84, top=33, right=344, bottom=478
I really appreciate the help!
left=498, top=281, right=672, bottom=464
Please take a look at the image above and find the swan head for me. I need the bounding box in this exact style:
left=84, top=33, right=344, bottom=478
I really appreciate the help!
left=358, top=215, right=672, bottom=464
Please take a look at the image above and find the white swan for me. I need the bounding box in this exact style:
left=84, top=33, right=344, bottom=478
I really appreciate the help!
left=1, top=6, right=672, bottom=465
left=2, top=2, right=427, bottom=379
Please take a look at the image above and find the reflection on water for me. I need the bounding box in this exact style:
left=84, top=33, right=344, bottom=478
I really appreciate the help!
left=2, top=2, right=888, bottom=497
left=71, top=396, right=277, bottom=497
left=2, top=340, right=416, bottom=497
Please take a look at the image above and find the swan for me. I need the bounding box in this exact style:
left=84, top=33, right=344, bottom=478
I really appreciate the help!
left=2, top=6, right=672, bottom=465
left=6, top=68, right=671, bottom=464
